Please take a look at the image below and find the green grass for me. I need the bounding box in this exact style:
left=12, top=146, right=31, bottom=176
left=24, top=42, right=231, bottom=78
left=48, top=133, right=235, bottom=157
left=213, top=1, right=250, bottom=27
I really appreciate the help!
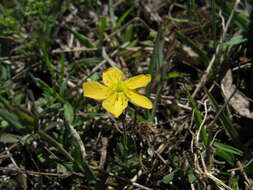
left=0, top=0, right=253, bottom=189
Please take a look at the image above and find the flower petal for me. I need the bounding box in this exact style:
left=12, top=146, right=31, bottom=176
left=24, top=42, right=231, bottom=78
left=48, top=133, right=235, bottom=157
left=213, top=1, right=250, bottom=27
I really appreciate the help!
left=103, top=67, right=124, bottom=87
left=102, top=92, right=128, bottom=118
left=83, top=82, right=110, bottom=100
left=126, top=90, right=152, bottom=109
left=124, top=74, right=151, bottom=89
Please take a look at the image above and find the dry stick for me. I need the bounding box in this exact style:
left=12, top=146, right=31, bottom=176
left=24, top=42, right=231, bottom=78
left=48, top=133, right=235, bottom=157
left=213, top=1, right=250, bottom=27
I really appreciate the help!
left=123, top=170, right=144, bottom=190
left=0, top=135, right=30, bottom=158
left=69, top=124, right=87, bottom=158
left=191, top=0, right=241, bottom=99
left=236, top=161, right=253, bottom=189
left=0, top=55, right=30, bottom=61
left=5, top=148, right=28, bottom=190
left=52, top=47, right=97, bottom=54
left=102, top=47, right=119, bottom=67
left=200, top=155, right=233, bottom=190
left=0, top=167, right=84, bottom=177
left=196, top=100, right=208, bottom=144
left=5, top=148, right=19, bottom=170
left=99, top=137, right=108, bottom=169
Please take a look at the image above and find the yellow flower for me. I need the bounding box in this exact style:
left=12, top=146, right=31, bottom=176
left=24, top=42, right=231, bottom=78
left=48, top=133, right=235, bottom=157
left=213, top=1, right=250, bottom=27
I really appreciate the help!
left=83, top=67, right=153, bottom=118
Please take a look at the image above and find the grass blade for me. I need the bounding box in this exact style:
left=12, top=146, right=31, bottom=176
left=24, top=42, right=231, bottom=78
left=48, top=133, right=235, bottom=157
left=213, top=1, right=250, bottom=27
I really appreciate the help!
left=213, top=142, right=243, bottom=156
left=31, top=74, right=66, bottom=104
left=65, top=26, right=96, bottom=48
left=187, top=91, right=209, bottom=146
left=215, top=149, right=235, bottom=166
left=98, top=16, right=107, bottom=40
left=64, top=103, right=74, bottom=124
left=206, top=90, right=238, bottom=139
left=0, top=109, right=25, bottom=130
left=176, top=30, right=210, bottom=67
left=147, top=30, right=164, bottom=122
left=116, top=6, right=134, bottom=28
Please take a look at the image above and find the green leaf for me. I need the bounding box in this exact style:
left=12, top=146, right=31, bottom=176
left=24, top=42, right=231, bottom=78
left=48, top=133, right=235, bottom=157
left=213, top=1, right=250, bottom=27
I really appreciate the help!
left=213, top=142, right=243, bottom=156
left=162, top=169, right=179, bottom=184
left=59, top=78, right=68, bottom=97
left=59, top=54, right=65, bottom=82
left=41, top=46, right=54, bottom=76
left=13, top=106, right=36, bottom=127
left=64, top=103, right=74, bottom=124
left=147, top=30, right=165, bottom=122
left=148, top=31, right=164, bottom=75
left=215, top=149, right=235, bottom=166
left=88, top=72, right=100, bottom=81
left=13, top=92, right=25, bottom=104
left=116, top=6, right=134, bottom=28
left=0, top=81, right=12, bottom=94
left=57, top=163, right=68, bottom=174
left=165, top=16, right=191, bottom=23
left=117, top=142, right=127, bottom=159
left=123, top=25, right=133, bottom=42
left=222, top=35, right=247, bottom=48
left=166, top=72, right=183, bottom=79
left=0, top=109, right=25, bottom=129
left=231, top=175, right=240, bottom=189
left=1, top=65, right=9, bottom=80
left=162, top=173, right=174, bottom=184
left=0, top=120, right=9, bottom=128
left=0, top=133, right=21, bottom=143
left=187, top=171, right=197, bottom=184
left=98, top=16, right=107, bottom=40
left=65, top=26, right=96, bottom=48
left=79, top=57, right=103, bottom=66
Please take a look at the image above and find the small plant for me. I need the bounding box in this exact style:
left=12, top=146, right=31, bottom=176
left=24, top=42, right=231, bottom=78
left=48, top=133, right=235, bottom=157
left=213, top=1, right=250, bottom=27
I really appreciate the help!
left=83, top=66, right=152, bottom=117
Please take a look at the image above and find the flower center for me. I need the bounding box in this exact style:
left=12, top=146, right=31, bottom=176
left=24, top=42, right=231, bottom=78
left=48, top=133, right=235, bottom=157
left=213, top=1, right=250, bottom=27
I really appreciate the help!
left=115, top=81, right=127, bottom=93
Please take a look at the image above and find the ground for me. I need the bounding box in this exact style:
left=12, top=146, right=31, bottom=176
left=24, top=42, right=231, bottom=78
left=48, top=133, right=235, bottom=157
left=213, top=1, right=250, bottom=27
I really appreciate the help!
left=0, top=0, right=252, bottom=190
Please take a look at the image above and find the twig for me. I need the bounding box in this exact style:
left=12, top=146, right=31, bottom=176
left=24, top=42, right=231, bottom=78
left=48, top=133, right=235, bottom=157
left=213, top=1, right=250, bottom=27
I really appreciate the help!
left=0, top=54, right=33, bottom=61
left=0, top=135, right=30, bottom=159
left=236, top=161, right=253, bottom=189
left=102, top=47, right=118, bottom=67
left=0, top=167, right=84, bottom=177
left=5, top=148, right=28, bottom=190
left=196, top=100, right=208, bottom=144
left=200, top=155, right=233, bottom=190
left=69, top=124, right=87, bottom=158
left=52, top=47, right=97, bottom=54
left=99, top=137, right=108, bottom=169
